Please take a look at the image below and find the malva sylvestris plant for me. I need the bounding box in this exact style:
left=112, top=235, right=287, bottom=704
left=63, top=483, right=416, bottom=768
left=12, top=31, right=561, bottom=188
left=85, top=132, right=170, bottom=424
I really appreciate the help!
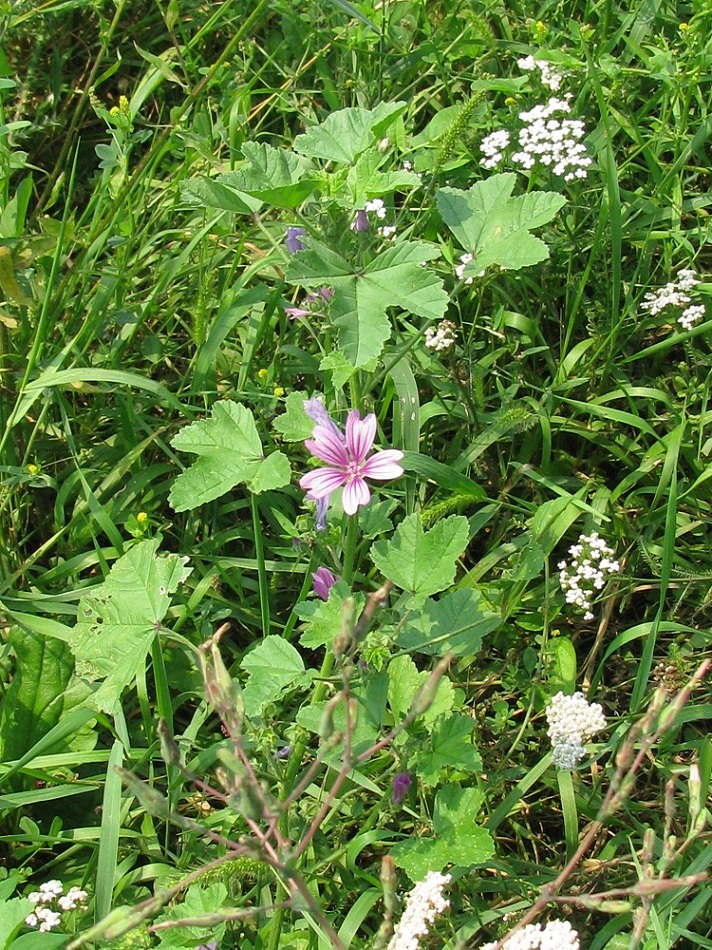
left=300, top=408, right=404, bottom=515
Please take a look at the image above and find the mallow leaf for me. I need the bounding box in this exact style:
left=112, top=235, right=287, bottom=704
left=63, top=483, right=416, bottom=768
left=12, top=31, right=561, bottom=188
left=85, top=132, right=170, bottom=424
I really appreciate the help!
left=286, top=239, right=447, bottom=367
left=241, top=636, right=314, bottom=716
left=293, top=102, right=406, bottom=164
left=69, top=539, right=192, bottom=714
left=232, top=142, right=317, bottom=208
left=169, top=401, right=291, bottom=511
left=344, top=150, right=421, bottom=207
left=437, top=173, right=566, bottom=274
left=387, top=655, right=454, bottom=728
left=370, top=513, right=469, bottom=607
left=180, top=174, right=262, bottom=214
left=273, top=391, right=316, bottom=442
left=296, top=583, right=365, bottom=650
left=0, top=629, right=96, bottom=764
left=417, top=713, right=482, bottom=785
left=398, top=588, right=501, bottom=657
left=391, top=784, right=494, bottom=880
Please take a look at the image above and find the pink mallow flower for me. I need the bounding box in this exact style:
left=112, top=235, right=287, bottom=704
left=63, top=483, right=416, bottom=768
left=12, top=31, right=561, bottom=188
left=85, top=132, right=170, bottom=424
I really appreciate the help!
left=300, top=410, right=404, bottom=516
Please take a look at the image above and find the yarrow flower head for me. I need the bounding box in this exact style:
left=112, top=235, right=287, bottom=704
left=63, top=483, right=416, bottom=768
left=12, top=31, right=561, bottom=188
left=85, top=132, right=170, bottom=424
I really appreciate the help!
left=546, top=691, right=607, bottom=771
left=387, top=871, right=451, bottom=950
left=517, top=55, right=564, bottom=91
left=640, top=268, right=706, bottom=331
left=512, top=96, right=591, bottom=181
left=480, top=919, right=580, bottom=950
left=425, top=319, right=457, bottom=352
left=558, top=531, right=620, bottom=621
left=481, top=128, right=511, bottom=169
left=300, top=409, right=404, bottom=516
left=26, top=881, right=88, bottom=933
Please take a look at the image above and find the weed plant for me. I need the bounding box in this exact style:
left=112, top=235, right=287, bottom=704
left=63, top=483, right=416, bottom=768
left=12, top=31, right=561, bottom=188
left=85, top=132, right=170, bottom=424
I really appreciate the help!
left=0, top=1, right=710, bottom=949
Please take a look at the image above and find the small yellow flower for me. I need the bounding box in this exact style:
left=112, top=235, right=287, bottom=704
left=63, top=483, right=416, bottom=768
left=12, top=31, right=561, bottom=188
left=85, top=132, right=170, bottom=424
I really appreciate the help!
left=679, top=21, right=689, bottom=31
left=505, top=96, right=517, bottom=107
left=27, top=463, right=38, bottom=475
left=136, top=511, right=148, bottom=525
left=119, top=95, right=130, bottom=115
left=273, top=386, right=285, bottom=397
left=257, top=368, right=268, bottom=381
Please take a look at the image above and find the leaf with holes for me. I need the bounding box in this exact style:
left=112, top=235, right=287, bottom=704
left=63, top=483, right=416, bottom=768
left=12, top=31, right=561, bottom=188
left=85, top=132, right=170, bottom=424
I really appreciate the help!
left=68, top=539, right=191, bottom=714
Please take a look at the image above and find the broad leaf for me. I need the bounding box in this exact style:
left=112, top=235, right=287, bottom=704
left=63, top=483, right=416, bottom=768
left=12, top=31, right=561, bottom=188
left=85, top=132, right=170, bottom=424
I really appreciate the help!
left=345, top=151, right=421, bottom=207
left=169, top=401, right=291, bottom=511
left=233, top=142, right=317, bottom=208
left=0, top=629, right=96, bottom=766
left=399, top=588, right=501, bottom=656
left=273, top=391, right=317, bottom=442
left=370, top=513, right=468, bottom=607
left=293, top=102, right=406, bottom=163
left=417, top=713, right=482, bottom=785
left=390, top=785, right=494, bottom=880
left=69, top=539, right=191, bottom=714
left=180, top=174, right=262, bottom=213
left=241, top=636, right=313, bottom=715
left=296, top=584, right=365, bottom=650
left=437, top=173, right=566, bottom=274
left=153, top=883, right=228, bottom=949
left=0, top=896, right=32, bottom=949
left=287, top=240, right=447, bottom=367
left=388, top=655, right=454, bottom=728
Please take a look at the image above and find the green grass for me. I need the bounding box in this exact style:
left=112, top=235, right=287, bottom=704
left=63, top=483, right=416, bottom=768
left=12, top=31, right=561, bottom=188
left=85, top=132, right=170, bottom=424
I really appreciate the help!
left=0, top=1, right=710, bottom=949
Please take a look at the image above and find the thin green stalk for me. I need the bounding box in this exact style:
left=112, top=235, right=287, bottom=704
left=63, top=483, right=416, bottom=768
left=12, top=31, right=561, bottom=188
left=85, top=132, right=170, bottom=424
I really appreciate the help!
left=251, top=492, right=271, bottom=637
left=341, top=515, right=359, bottom=587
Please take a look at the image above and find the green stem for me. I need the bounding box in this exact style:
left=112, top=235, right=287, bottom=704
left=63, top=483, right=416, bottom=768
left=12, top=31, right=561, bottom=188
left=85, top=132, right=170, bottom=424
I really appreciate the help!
left=251, top=492, right=270, bottom=638
left=341, top=514, right=359, bottom=587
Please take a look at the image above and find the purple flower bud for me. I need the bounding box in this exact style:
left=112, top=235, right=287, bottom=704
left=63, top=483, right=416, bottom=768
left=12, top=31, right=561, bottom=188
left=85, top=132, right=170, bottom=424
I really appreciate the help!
left=392, top=772, right=411, bottom=804
left=197, top=943, right=218, bottom=950
left=312, top=566, right=337, bottom=600
left=285, top=226, right=306, bottom=253
left=320, top=286, right=335, bottom=300
left=351, top=210, right=369, bottom=232
left=315, top=496, right=329, bottom=531
left=277, top=744, right=292, bottom=759
left=285, top=306, right=311, bottom=320
left=303, top=396, right=342, bottom=438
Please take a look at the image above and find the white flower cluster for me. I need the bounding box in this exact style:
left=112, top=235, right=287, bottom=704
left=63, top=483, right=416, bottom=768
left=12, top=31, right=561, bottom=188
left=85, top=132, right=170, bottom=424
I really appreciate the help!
left=387, top=871, right=451, bottom=950
left=481, top=129, right=511, bottom=169
left=455, top=252, right=474, bottom=283
left=546, top=691, right=607, bottom=771
left=512, top=97, right=591, bottom=181
left=640, top=268, right=706, bottom=330
left=365, top=197, right=387, bottom=219
left=26, top=880, right=88, bottom=932
left=558, top=531, right=620, bottom=621
left=425, top=319, right=457, bottom=352
left=517, top=55, right=564, bottom=91
left=368, top=198, right=398, bottom=240
left=480, top=919, right=580, bottom=950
